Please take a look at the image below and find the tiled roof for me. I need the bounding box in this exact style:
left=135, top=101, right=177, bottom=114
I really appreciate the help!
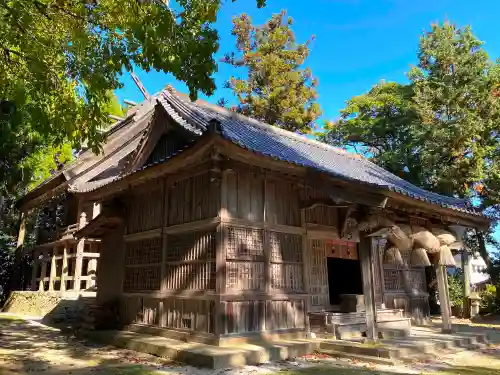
left=160, top=88, right=478, bottom=215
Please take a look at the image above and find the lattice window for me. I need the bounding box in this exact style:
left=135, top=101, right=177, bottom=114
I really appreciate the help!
left=164, top=262, right=216, bottom=290
left=125, top=237, right=162, bottom=265
left=166, top=230, right=216, bottom=262
left=384, top=269, right=402, bottom=291
left=226, top=227, right=264, bottom=260
left=309, top=239, right=328, bottom=298
left=226, top=261, right=264, bottom=291
left=269, top=232, right=302, bottom=263
left=124, top=266, right=161, bottom=292
left=270, top=264, right=303, bottom=292
left=163, top=230, right=216, bottom=291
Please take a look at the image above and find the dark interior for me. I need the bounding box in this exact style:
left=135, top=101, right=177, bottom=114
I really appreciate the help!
left=327, top=257, right=363, bottom=305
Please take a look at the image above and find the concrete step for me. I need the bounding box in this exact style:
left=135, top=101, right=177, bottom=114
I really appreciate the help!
left=87, top=330, right=322, bottom=369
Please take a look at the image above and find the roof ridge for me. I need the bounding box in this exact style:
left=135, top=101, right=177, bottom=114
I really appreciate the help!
left=164, top=86, right=364, bottom=161
left=163, top=87, right=471, bottom=207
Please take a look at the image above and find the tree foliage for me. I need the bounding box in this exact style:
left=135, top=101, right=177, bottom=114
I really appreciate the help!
left=0, top=0, right=264, bottom=151
left=221, top=10, right=321, bottom=133
left=321, top=23, right=500, bottom=262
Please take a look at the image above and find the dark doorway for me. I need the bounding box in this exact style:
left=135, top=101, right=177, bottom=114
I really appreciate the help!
left=327, top=257, right=363, bottom=305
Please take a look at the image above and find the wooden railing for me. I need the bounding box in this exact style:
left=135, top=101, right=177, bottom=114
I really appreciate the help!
left=56, top=223, right=79, bottom=239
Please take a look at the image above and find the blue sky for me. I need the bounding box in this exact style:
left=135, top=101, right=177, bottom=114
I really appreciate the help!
left=116, top=0, right=500, bottom=121
left=115, top=0, right=500, bottom=250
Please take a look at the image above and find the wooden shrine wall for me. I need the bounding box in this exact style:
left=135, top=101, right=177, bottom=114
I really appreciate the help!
left=219, top=167, right=306, bottom=334
left=120, top=170, right=219, bottom=334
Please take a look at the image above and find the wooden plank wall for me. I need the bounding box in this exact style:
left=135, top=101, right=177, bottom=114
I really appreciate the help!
left=221, top=167, right=308, bottom=334
left=121, top=170, right=219, bottom=334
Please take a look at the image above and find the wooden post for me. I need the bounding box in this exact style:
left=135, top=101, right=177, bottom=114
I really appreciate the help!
left=461, top=248, right=471, bottom=318
left=38, top=251, right=47, bottom=292
left=60, top=244, right=68, bottom=291
left=31, top=250, right=39, bottom=291
left=436, top=264, right=452, bottom=332
left=48, top=248, right=57, bottom=291
left=73, top=239, right=84, bottom=292
left=359, top=235, right=377, bottom=340
left=300, top=208, right=311, bottom=334
left=11, top=212, right=26, bottom=291
left=214, top=165, right=227, bottom=338
left=92, top=202, right=101, bottom=219
left=450, top=225, right=469, bottom=318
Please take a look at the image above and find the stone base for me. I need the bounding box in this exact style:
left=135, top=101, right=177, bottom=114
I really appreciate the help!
left=3, top=291, right=95, bottom=326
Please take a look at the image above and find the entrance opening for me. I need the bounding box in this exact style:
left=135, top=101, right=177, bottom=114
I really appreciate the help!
left=327, top=257, right=363, bottom=305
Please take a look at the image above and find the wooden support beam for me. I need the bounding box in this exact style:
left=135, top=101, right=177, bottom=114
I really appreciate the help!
left=48, top=249, right=57, bottom=291
left=359, top=235, right=377, bottom=340
left=60, top=244, right=68, bottom=291
left=73, top=239, right=84, bottom=292
left=301, top=208, right=311, bottom=334
left=31, top=250, right=39, bottom=291
left=436, top=265, right=452, bottom=332
left=38, top=251, right=47, bottom=292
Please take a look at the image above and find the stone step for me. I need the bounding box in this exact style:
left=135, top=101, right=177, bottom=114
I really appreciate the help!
left=87, top=330, right=322, bottom=369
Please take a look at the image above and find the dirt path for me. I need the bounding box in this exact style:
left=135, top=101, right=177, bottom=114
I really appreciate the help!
left=1, top=314, right=500, bottom=375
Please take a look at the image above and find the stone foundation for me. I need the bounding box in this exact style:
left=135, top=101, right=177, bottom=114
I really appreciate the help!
left=3, top=291, right=95, bottom=325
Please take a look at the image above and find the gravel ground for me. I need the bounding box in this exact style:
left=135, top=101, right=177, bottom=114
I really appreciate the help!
left=1, top=314, right=500, bottom=375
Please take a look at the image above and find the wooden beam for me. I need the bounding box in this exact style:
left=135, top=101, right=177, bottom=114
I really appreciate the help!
left=359, top=235, right=377, bottom=340
left=301, top=208, right=311, bottom=334
left=60, top=244, right=68, bottom=291
left=436, top=265, right=452, bottom=333
left=38, top=251, right=47, bottom=292
left=73, top=239, right=85, bottom=292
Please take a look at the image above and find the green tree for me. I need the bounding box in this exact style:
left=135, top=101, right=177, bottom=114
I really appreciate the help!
left=321, top=22, right=500, bottom=263
left=221, top=10, right=321, bottom=133
left=0, top=0, right=264, bottom=151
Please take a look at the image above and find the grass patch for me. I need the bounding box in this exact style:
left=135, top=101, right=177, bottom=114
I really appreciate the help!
left=425, top=366, right=500, bottom=375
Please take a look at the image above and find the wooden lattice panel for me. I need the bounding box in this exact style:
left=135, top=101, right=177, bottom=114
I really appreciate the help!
left=270, top=264, right=304, bottom=292
left=123, top=266, right=161, bottom=292
left=163, top=262, right=216, bottom=290
left=226, top=227, right=264, bottom=260
left=384, top=269, right=402, bottom=291
left=269, top=232, right=302, bottom=263
left=308, top=239, right=328, bottom=307
left=226, top=261, right=264, bottom=291
left=166, top=230, right=216, bottom=262
left=125, top=237, right=162, bottom=265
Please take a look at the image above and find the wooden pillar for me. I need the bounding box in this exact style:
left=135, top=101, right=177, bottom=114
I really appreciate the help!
left=73, top=239, right=84, bottom=292
left=92, top=202, right=101, bottom=219
left=461, top=248, right=471, bottom=318
left=436, top=264, right=452, bottom=332
left=214, top=163, right=227, bottom=337
left=450, top=225, right=469, bottom=318
left=359, top=235, right=377, bottom=340
left=300, top=208, right=311, bottom=333
left=11, top=212, right=26, bottom=291
left=31, top=250, right=39, bottom=291
left=60, top=244, right=68, bottom=291
left=86, top=258, right=97, bottom=289
left=48, top=248, right=57, bottom=291
left=38, top=251, right=48, bottom=292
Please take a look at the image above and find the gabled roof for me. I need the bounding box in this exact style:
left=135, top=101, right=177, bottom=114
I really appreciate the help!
left=25, top=86, right=480, bottom=220
left=158, top=88, right=477, bottom=215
